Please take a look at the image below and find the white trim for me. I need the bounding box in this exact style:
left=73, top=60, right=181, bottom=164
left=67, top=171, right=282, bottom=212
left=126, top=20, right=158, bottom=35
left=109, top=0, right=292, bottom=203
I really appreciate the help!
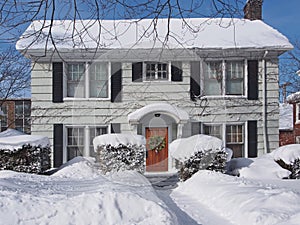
left=296, top=104, right=300, bottom=124
left=85, top=62, right=89, bottom=98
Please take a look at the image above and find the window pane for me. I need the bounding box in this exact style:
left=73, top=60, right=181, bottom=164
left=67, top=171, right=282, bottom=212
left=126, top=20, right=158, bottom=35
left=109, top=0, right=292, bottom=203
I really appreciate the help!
left=67, top=63, right=85, bottom=97
left=89, top=63, right=108, bottom=98
left=203, top=124, right=222, bottom=140
left=204, top=61, right=222, bottom=95
left=226, top=61, right=244, bottom=95
left=1, top=105, right=7, bottom=130
left=67, top=127, right=84, bottom=160
left=226, top=125, right=244, bottom=158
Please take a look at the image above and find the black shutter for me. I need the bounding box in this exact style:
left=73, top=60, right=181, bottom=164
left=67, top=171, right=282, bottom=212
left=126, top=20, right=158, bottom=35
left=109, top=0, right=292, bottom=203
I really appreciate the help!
left=248, top=60, right=258, bottom=100
left=171, top=62, right=183, bottom=82
left=111, top=62, right=122, bottom=102
left=52, top=62, right=64, bottom=103
left=190, top=61, right=201, bottom=101
left=53, top=124, right=63, bottom=167
left=248, top=120, right=257, bottom=158
left=132, top=62, right=143, bottom=82
left=111, top=123, right=121, bottom=133
left=191, top=122, right=201, bottom=135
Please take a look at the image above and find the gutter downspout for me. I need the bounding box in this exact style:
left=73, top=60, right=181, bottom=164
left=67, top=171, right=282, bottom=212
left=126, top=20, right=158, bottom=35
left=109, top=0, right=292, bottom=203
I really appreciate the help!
left=262, top=50, right=269, bottom=154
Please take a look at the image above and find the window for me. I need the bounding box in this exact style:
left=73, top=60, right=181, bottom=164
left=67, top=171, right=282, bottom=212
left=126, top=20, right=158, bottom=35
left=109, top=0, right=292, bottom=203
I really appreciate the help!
left=226, top=125, right=244, bottom=158
left=66, top=126, right=108, bottom=161
left=202, top=123, right=245, bottom=158
left=1, top=105, right=7, bottom=131
left=67, top=127, right=84, bottom=160
left=203, top=124, right=222, bottom=140
left=89, top=127, right=107, bottom=157
left=145, top=62, right=168, bottom=81
left=203, top=60, right=245, bottom=96
left=297, top=104, right=300, bottom=122
left=66, top=62, right=109, bottom=99
left=15, top=101, right=31, bottom=134
left=89, top=63, right=108, bottom=98
left=67, top=63, right=85, bottom=97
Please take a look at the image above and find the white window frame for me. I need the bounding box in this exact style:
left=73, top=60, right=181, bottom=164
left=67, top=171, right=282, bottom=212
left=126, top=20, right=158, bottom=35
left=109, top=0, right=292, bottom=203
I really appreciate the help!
left=63, top=61, right=111, bottom=100
left=202, top=59, right=247, bottom=98
left=63, top=125, right=108, bottom=163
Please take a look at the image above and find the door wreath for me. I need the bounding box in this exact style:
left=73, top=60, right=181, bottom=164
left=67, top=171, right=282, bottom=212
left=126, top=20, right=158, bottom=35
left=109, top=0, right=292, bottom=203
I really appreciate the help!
left=148, top=135, right=166, bottom=153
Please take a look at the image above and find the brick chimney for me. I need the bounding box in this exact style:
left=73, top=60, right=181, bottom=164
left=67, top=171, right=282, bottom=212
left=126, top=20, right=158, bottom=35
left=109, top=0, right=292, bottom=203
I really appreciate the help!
left=244, top=0, right=263, bottom=20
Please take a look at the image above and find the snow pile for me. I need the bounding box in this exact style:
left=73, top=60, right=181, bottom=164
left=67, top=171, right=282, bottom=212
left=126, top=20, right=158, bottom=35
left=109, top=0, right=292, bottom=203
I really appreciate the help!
left=238, top=154, right=291, bottom=179
left=271, top=144, right=300, bottom=164
left=171, top=170, right=300, bottom=225
left=93, top=133, right=146, bottom=149
left=279, top=103, right=293, bottom=130
left=0, top=158, right=173, bottom=225
left=0, top=132, right=50, bottom=151
left=270, top=144, right=300, bottom=179
left=170, top=134, right=227, bottom=161
left=17, top=18, right=292, bottom=51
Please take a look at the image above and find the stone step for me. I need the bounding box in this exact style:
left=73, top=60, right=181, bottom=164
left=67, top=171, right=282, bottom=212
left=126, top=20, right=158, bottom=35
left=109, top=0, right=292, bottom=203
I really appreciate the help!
left=145, top=173, right=179, bottom=189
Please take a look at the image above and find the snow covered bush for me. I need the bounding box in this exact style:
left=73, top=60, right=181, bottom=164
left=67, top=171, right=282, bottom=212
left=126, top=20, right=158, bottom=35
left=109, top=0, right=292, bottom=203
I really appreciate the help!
left=0, top=144, right=51, bottom=173
left=271, top=144, right=300, bottom=179
left=93, top=134, right=146, bottom=174
left=170, top=134, right=232, bottom=181
left=0, top=131, right=51, bottom=174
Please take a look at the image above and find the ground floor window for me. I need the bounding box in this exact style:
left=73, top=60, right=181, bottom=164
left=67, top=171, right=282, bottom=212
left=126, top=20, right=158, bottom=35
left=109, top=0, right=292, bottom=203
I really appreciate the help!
left=66, top=126, right=108, bottom=161
left=203, top=123, right=244, bottom=158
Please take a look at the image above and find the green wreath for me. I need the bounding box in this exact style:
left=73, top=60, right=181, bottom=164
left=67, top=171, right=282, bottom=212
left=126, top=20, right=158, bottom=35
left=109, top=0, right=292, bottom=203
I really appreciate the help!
left=148, top=135, right=166, bottom=153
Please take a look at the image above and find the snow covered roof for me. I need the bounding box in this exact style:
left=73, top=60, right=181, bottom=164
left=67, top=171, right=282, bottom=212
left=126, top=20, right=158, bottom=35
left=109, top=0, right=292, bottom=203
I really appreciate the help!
left=16, top=18, right=293, bottom=51
left=128, top=103, right=189, bottom=124
left=93, top=134, right=146, bottom=149
left=279, top=103, right=293, bottom=130
left=287, top=91, right=300, bottom=103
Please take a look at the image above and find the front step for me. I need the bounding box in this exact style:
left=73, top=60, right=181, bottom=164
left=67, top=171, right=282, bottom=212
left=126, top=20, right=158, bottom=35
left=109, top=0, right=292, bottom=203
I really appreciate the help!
left=145, top=173, right=179, bottom=189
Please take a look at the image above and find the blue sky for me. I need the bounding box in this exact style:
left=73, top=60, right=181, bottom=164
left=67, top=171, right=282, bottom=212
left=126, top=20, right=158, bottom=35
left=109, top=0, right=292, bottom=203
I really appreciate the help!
left=264, top=0, right=300, bottom=42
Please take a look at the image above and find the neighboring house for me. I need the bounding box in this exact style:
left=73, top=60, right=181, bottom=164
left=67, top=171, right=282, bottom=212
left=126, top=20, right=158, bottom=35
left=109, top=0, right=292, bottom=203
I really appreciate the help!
left=0, top=99, right=31, bottom=134
left=16, top=0, right=292, bottom=171
left=279, top=103, right=294, bottom=146
left=279, top=92, right=300, bottom=146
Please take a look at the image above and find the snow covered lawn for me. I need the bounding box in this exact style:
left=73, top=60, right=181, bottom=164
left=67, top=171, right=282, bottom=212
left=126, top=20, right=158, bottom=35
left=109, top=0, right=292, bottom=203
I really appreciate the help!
left=0, top=157, right=173, bottom=225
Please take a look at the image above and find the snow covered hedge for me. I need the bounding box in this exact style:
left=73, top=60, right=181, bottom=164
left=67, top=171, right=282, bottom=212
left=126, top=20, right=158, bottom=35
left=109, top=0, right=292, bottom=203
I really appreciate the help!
left=0, top=130, right=51, bottom=174
left=93, top=134, right=146, bottom=174
left=271, top=144, right=300, bottom=179
left=170, top=135, right=232, bottom=181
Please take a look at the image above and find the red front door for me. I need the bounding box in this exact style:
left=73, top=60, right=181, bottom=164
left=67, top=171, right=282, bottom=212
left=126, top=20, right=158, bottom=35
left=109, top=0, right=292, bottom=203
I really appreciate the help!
left=146, top=127, right=168, bottom=172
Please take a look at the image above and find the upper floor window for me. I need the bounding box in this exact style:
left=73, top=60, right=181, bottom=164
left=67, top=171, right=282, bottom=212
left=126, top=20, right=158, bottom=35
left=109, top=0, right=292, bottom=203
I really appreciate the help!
left=66, top=62, right=109, bottom=99
left=203, top=60, right=245, bottom=96
left=145, top=62, right=168, bottom=81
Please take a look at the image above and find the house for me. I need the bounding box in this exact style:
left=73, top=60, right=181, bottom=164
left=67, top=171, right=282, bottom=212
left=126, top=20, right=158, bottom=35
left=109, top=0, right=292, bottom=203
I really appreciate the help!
left=16, top=0, right=292, bottom=171
left=279, top=93, right=300, bottom=146
left=0, top=99, right=31, bottom=134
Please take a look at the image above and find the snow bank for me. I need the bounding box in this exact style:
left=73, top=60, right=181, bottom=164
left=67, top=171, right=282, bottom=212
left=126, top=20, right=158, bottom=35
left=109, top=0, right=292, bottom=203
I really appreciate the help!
left=171, top=170, right=300, bottom=225
left=279, top=103, right=293, bottom=130
left=0, top=158, right=173, bottom=225
left=0, top=132, right=50, bottom=151
left=93, top=133, right=146, bottom=149
left=17, top=18, right=292, bottom=51
left=238, top=154, right=291, bottom=179
left=270, top=144, right=300, bottom=164
left=170, top=134, right=227, bottom=162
